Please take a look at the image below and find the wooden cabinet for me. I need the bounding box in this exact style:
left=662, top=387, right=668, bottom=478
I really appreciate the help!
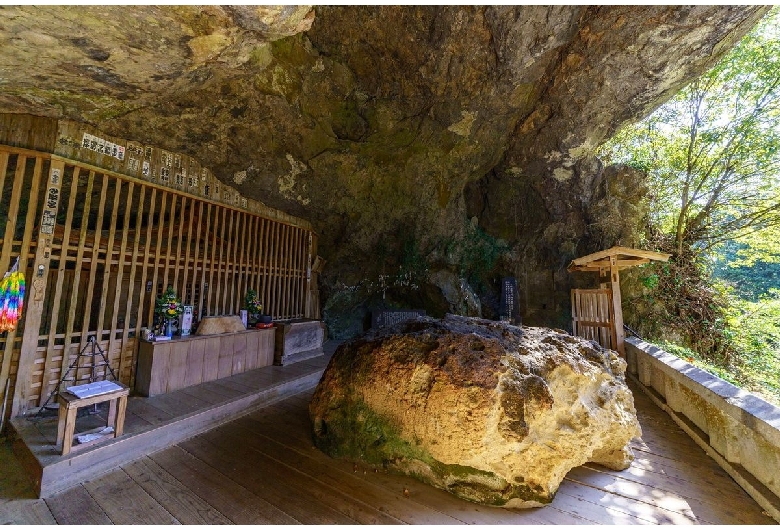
left=135, top=329, right=275, bottom=396
left=274, top=319, right=326, bottom=365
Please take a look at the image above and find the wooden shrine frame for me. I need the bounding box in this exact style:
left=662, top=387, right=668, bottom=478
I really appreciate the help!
left=568, top=246, right=670, bottom=356
left=0, top=144, right=318, bottom=417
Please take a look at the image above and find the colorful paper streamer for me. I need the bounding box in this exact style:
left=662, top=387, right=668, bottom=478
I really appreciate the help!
left=0, top=258, right=25, bottom=333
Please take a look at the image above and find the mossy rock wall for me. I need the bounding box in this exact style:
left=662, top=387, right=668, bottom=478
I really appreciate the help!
left=0, top=6, right=768, bottom=336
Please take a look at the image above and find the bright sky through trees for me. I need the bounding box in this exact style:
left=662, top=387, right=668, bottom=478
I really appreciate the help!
left=599, top=7, right=780, bottom=262
left=599, top=8, right=780, bottom=403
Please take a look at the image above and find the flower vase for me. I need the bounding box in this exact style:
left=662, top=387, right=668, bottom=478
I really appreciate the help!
left=165, top=318, right=174, bottom=337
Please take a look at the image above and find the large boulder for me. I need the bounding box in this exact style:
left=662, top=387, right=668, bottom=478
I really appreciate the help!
left=309, top=314, right=641, bottom=507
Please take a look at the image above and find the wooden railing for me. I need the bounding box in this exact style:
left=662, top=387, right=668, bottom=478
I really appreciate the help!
left=626, top=338, right=780, bottom=522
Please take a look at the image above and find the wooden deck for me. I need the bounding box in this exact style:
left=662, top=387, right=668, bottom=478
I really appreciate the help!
left=8, top=346, right=330, bottom=498
left=0, top=353, right=775, bottom=524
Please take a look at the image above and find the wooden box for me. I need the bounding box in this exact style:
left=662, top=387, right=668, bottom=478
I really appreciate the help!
left=135, top=328, right=275, bottom=396
left=274, top=319, right=325, bottom=365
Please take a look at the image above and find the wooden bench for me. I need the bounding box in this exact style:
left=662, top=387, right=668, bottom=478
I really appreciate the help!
left=56, top=383, right=129, bottom=455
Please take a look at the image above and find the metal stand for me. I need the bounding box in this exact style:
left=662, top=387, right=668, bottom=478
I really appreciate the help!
left=33, top=336, right=117, bottom=418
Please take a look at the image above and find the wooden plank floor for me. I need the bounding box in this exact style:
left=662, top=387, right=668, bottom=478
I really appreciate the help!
left=17, top=353, right=330, bottom=461
left=10, top=348, right=331, bottom=497
left=1, top=376, right=775, bottom=524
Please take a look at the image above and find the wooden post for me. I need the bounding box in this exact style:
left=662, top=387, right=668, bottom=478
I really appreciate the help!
left=189, top=200, right=205, bottom=318
left=39, top=165, right=79, bottom=405
left=74, top=173, right=109, bottom=385
left=0, top=156, right=29, bottom=410
left=123, top=185, right=147, bottom=385
left=213, top=206, right=228, bottom=315
left=137, top=188, right=157, bottom=331
left=160, top=193, right=178, bottom=294
left=179, top=195, right=196, bottom=306
left=13, top=159, right=60, bottom=415
left=305, top=232, right=314, bottom=319
left=171, top=195, right=187, bottom=298
left=204, top=203, right=218, bottom=318
left=609, top=255, right=626, bottom=357
left=147, top=191, right=168, bottom=326
left=109, top=181, right=134, bottom=382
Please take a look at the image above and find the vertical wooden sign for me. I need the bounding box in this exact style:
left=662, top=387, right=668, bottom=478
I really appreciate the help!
left=13, top=160, right=64, bottom=415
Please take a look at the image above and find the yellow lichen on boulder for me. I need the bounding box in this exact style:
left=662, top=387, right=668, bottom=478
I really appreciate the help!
left=309, top=314, right=641, bottom=507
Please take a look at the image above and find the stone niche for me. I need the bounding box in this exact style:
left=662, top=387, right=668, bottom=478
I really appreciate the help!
left=309, top=314, right=641, bottom=507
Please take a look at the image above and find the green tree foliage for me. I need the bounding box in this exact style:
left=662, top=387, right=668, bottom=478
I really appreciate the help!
left=726, top=290, right=780, bottom=396
left=600, top=8, right=780, bottom=259
left=599, top=9, right=780, bottom=403
left=713, top=239, right=780, bottom=300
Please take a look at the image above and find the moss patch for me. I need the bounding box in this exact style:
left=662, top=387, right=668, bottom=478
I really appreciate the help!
left=311, top=395, right=552, bottom=506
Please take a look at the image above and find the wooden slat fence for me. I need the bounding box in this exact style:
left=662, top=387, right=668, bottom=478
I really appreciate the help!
left=571, top=288, right=617, bottom=350
left=0, top=144, right=317, bottom=420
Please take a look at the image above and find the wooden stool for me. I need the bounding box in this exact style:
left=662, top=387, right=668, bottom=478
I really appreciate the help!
left=56, top=383, right=129, bottom=455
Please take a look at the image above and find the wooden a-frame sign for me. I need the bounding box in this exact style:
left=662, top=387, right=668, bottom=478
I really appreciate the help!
left=567, top=246, right=670, bottom=356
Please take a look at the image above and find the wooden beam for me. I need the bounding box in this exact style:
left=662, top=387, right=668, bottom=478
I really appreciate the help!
left=214, top=206, right=228, bottom=315
left=305, top=233, right=315, bottom=319
left=568, top=258, right=651, bottom=272
left=74, top=172, right=109, bottom=385
left=271, top=222, right=282, bottom=319
left=160, top=193, right=178, bottom=293
left=189, top=200, right=205, bottom=318
left=259, top=218, right=269, bottom=313
left=569, top=246, right=670, bottom=268
left=205, top=203, right=220, bottom=317
left=58, top=169, right=95, bottom=390
left=95, top=179, right=124, bottom=378
left=137, top=188, right=157, bottom=331
left=179, top=195, right=196, bottom=306
left=11, top=156, right=47, bottom=415
left=246, top=215, right=257, bottom=296
left=49, top=153, right=314, bottom=232
left=124, top=184, right=147, bottom=385
left=225, top=209, right=238, bottom=314
left=0, top=151, right=9, bottom=208
left=109, top=181, right=134, bottom=382
left=281, top=224, right=291, bottom=319
left=236, top=211, right=250, bottom=316
left=147, top=191, right=168, bottom=327
left=171, top=195, right=187, bottom=299
left=263, top=221, right=275, bottom=319
left=197, top=202, right=213, bottom=321
left=39, top=164, right=81, bottom=405
left=0, top=155, right=29, bottom=414
left=610, top=255, right=625, bottom=357
left=292, top=227, right=303, bottom=318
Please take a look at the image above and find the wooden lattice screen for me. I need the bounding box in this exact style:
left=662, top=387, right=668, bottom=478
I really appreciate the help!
left=571, top=288, right=617, bottom=350
left=0, top=145, right=317, bottom=418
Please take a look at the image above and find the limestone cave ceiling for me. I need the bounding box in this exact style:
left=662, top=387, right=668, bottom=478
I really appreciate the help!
left=0, top=5, right=769, bottom=333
